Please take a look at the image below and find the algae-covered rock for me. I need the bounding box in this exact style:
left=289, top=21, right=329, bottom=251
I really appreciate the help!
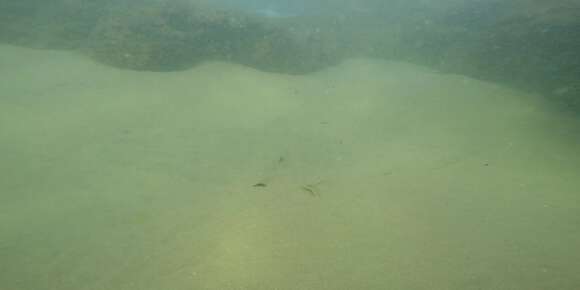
left=84, top=0, right=337, bottom=73
left=86, top=1, right=199, bottom=71
left=0, top=0, right=338, bottom=73
left=369, top=0, right=580, bottom=110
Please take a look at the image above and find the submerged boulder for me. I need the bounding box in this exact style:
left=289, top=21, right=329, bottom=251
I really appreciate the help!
left=86, top=1, right=201, bottom=71
left=0, top=0, right=340, bottom=74
left=85, top=0, right=338, bottom=73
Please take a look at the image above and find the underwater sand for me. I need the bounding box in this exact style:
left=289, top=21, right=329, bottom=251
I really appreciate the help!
left=1, top=44, right=579, bottom=290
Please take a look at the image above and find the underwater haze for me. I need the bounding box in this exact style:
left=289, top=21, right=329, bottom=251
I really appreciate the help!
left=1, top=0, right=580, bottom=289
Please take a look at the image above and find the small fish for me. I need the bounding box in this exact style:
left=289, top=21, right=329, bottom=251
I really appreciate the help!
left=301, top=185, right=321, bottom=197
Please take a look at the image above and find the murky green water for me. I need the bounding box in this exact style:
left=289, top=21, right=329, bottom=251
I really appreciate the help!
left=1, top=44, right=580, bottom=289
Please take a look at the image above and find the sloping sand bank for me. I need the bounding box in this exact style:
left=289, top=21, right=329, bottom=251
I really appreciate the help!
left=1, top=45, right=579, bottom=290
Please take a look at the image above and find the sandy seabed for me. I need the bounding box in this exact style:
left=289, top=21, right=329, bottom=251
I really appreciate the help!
left=1, top=44, right=580, bottom=290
